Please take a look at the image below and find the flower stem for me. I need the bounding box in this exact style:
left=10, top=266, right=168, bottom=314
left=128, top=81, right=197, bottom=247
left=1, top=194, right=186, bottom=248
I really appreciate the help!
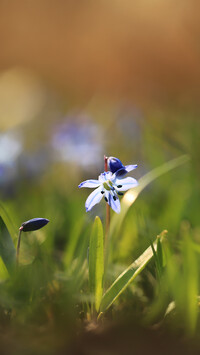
left=16, top=227, right=23, bottom=266
left=104, top=155, right=110, bottom=246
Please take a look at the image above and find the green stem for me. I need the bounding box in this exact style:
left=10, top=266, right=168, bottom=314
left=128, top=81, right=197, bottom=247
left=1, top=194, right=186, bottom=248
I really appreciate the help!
left=104, top=155, right=110, bottom=247
left=16, top=227, right=23, bottom=265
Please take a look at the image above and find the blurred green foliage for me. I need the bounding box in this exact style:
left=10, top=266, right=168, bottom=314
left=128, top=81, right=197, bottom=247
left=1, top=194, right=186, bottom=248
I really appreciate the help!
left=0, top=111, right=200, bottom=354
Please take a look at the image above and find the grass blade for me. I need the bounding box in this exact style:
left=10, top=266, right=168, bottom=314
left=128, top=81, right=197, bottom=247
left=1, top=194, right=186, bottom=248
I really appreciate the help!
left=105, top=155, right=189, bottom=271
left=0, top=216, right=16, bottom=273
left=89, top=216, right=104, bottom=313
left=156, top=235, right=163, bottom=270
left=64, top=217, right=85, bottom=268
left=0, top=202, right=17, bottom=241
left=100, top=231, right=166, bottom=312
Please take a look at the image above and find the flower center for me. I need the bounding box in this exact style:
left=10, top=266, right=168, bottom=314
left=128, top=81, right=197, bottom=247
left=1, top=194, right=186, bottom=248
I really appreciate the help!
left=103, top=180, right=113, bottom=191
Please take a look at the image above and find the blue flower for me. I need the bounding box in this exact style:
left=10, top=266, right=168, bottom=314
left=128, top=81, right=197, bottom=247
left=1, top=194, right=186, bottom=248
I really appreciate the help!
left=79, top=170, right=138, bottom=214
left=108, top=156, right=137, bottom=177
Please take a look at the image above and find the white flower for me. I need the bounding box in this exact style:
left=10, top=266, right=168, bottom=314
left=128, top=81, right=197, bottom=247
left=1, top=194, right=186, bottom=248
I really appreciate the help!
left=79, top=171, right=138, bottom=213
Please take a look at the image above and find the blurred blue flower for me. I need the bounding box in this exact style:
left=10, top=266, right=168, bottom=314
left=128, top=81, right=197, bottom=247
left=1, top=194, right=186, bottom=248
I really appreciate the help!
left=108, top=156, right=137, bottom=177
left=0, top=131, right=22, bottom=165
left=51, top=118, right=103, bottom=168
left=79, top=170, right=138, bottom=213
left=0, top=131, right=23, bottom=191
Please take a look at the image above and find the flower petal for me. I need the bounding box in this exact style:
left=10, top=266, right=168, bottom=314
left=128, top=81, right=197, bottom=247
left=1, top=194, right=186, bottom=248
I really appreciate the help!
left=115, top=164, right=138, bottom=177
left=85, top=186, right=103, bottom=211
left=78, top=180, right=100, bottom=188
left=125, top=164, right=138, bottom=172
left=115, top=177, right=138, bottom=191
left=105, top=191, right=121, bottom=213
left=114, top=168, right=127, bottom=177
left=99, top=171, right=112, bottom=182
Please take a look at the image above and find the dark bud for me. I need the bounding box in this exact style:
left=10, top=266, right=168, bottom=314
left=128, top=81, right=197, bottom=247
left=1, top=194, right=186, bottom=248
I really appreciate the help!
left=104, top=197, right=108, bottom=202
left=108, top=156, right=128, bottom=177
left=113, top=196, right=117, bottom=201
left=117, top=191, right=124, bottom=196
left=108, top=157, right=124, bottom=174
left=20, top=218, right=49, bottom=232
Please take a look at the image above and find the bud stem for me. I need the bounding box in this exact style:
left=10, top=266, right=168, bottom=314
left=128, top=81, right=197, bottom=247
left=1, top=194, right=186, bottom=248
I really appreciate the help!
left=16, top=227, right=23, bottom=266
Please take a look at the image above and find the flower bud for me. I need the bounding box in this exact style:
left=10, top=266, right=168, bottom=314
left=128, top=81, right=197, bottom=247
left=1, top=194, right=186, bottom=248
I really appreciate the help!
left=108, top=156, right=127, bottom=176
left=108, top=157, right=124, bottom=173
left=20, top=218, right=49, bottom=232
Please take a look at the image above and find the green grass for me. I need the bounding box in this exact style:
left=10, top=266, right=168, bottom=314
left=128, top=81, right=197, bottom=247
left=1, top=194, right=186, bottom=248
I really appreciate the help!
left=0, top=118, right=200, bottom=354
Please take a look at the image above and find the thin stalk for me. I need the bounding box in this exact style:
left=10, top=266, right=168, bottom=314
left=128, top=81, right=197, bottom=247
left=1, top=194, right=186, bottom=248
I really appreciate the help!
left=16, top=227, right=23, bottom=266
left=104, top=155, right=110, bottom=246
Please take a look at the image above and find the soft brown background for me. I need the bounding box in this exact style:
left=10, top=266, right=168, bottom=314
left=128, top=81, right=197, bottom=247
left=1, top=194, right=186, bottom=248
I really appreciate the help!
left=0, top=0, right=200, bottom=104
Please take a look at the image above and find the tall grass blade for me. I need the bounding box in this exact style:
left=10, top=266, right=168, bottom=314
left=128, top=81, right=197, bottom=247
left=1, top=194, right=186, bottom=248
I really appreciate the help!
left=64, top=217, right=84, bottom=268
left=182, top=234, right=198, bottom=336
left=156, top=236, right=163, bottom=270
left=89, top=216, right=104, bottom=313
left=0, top=217, right=16, bottom=273
left=0, top=202, right=17, bottom=241
left=100, top=232, right=166, bottom=312
left=105, top=155, right=189, bottom=270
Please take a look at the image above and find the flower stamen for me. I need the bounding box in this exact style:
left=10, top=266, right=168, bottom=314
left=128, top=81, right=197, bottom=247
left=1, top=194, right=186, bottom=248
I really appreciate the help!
left=103, top=180, right=113, bottom=191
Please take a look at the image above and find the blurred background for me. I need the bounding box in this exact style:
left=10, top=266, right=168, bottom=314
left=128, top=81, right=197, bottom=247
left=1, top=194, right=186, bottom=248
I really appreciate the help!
left=0, top=0, right=199, bottom=191
left=0, top=0, right=199, bottom=224
left=0, top=0, right=200, bottom=283
left=0, top=2, right=199, bottom=152
left=0, top=1, right=200, bottom=353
